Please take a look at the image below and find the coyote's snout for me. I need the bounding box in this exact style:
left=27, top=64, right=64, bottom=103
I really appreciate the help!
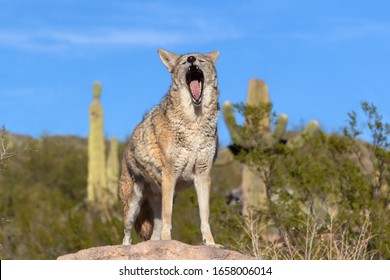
left=119, top=49, right=222, bottom=247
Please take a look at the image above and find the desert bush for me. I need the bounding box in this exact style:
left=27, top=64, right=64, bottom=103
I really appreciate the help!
left=240, top=210, right=375, bottom=260
left=0, top=135, right=123, bottom=259
left=0, top=126, right=19, bottom=174
left=233, top=102, right=389, bottom=259
left=0, top=180, right=124, bottom=259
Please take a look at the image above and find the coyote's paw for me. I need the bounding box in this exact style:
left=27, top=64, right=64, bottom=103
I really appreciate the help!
left=122, top=237, right=132, bottom=246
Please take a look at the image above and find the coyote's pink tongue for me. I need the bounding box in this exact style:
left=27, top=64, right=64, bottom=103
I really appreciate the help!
left=190, top=80, right=201, bottom=101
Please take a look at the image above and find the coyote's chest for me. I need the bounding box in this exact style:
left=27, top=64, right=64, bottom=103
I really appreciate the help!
left=177, top=136, right=202, bottom=181
left=172, top=123, right=215, bottom=183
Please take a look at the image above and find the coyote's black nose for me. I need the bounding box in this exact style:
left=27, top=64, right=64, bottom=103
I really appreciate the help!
left=187, top=56, right=196, bottom=63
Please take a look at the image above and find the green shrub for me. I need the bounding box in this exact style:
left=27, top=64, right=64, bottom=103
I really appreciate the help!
left=232, top=102, right=389, bottom=259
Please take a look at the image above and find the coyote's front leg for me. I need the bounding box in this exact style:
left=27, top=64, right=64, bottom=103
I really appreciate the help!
left=161, top=170, right=176, bottom=241
left=194, top=172, right=224, bottom=248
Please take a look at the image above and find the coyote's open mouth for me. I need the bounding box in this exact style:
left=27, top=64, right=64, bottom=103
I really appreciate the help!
left=186, top=65, right=204, bottom=105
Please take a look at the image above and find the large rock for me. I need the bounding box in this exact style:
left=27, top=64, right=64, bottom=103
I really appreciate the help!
left=57, top=240, right=255, bottom=260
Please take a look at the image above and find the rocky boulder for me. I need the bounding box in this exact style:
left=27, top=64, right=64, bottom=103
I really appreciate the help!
left=57, top=240, right=255, bottom=260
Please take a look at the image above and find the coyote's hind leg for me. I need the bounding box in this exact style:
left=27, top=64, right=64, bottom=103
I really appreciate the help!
left=149, top=192, right=162, bottom=240
left=121, top=175, right=143, bottom=245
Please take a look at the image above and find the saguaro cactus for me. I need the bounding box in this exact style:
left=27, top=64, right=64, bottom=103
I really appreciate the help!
left=106, top=137, right=119, bottom=204
left=87, top=82, right=107, bottom=203
left=222, top=78, right=319, bottom=214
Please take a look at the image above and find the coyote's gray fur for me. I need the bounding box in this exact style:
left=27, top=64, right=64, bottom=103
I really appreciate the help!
left=119, top=49, right=222, bottom=247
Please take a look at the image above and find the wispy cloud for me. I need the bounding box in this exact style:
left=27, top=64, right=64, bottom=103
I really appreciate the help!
left=0, top=22, right=240, bottom=54
left=0, top=0, right=243, bottom=54
left=49, top=29, right=183, bottom=46
left=0, top=26, right=240, bottom=54
left=0, top=30, right=68, bottom=53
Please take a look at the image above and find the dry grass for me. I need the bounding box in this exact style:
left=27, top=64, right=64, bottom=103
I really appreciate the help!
left=240, top=210, right=376, bottom=260
left=0, top=126, right=25, bottom=172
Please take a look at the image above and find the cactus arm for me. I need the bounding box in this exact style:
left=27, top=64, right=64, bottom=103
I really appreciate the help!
left=273, top=113, right=288, bottom=140
left=222, top=101, right=244, bottom=146
left=288, top=120, right=320, bottom=148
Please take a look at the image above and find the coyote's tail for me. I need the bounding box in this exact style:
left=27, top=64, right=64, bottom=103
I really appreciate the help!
left=134, top=199, right=154, bottom=240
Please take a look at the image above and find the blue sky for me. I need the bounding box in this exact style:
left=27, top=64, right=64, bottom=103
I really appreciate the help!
left=1, top=0, right=389, bottom=146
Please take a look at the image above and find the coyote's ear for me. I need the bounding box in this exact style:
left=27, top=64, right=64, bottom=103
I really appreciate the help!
left=158, top=49, right=180, bottom=73
left=206, top=50, right=220, bottom=64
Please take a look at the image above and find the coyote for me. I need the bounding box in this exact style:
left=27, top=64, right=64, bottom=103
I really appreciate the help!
left=119, top=49, right=222, bottom=247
